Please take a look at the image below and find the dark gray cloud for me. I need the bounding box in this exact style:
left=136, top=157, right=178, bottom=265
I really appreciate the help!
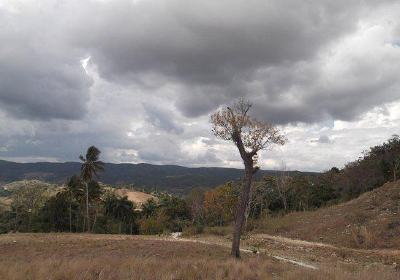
left=60, top=0, right=400, bottom=124
left=194, top=149, right=222, bottom=165
left=143, top=103, right=184, bottom=134
left=0, top=0, right=400, bottom=171
left=2, top=0, right=399, bottom=123
left=0, top=3, right=93, bottom=120
left=311, top=135, right=333, bottom=144
left=75, top=0, right=358, bottom=80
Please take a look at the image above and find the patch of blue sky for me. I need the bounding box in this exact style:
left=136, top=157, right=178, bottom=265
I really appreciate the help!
left=392, top=40, right=400, bottom=47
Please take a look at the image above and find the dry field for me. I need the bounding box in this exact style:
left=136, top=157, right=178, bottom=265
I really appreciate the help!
left=0, top=233, right=399, bottom=280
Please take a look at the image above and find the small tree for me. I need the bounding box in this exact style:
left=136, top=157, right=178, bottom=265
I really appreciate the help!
left=64, top=175, right=85, bottom=232
left=11, top=190, right=23, bottom=233
left=20, top=185, right=47, bottom=232
left=112, top=195, right=135, bottom=234
left=211, top=98, right=285, bottom=258
left=393, top=155, right=400, bottom=182
left=204, top=182, right=238, bottom=226
left=275, top=162, right=291, bottom=211
left=185, top=188, right=205, bottom=225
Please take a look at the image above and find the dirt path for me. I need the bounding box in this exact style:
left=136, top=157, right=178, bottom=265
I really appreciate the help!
left=168, top=233, right=319, bottom=269
left=166, top=233, right=399, bottom=271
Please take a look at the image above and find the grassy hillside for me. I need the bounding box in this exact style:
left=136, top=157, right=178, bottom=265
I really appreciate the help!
left=0, top=180, right=157, bottom=211
left=254, top=180, right=400, bottom=249
left=0, top=180, right=59, bottom=209
left=0, top=160, right=316, bottom=193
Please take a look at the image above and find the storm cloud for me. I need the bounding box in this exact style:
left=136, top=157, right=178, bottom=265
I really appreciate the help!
left=0, top=2, right=93, bottom=120
left=0, top=0, right=400, bottom=171
left=67, top=0, right=400, bottom=123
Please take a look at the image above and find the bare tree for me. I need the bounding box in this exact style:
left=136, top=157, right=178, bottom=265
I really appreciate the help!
left=393, top=155, right=400, bottom=182
left=211, top=98, right=285, bottom=258
left=275, top=162, right=292, bottom=211
left=185, top=188, right=205, bottom=225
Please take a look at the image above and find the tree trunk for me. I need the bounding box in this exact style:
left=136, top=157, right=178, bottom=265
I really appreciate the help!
left=394, top=169, right=397, bottom=182
left=92, top=213, right=97, bottom=233
left=106, top=217, right=110, bottom=234
left=28, top=212, right=32, bottom=232
left=13, top=210, right=19, bottom=233
left=244, top=214, right=249, bottom=234
left=231, top=167, right=253, bottom=258
left=244, top=199, right=251, bottom=234
left=118, top=221, right=122, bottom=234
left=69, top=195, right=72, bottom=233
left=86, top=184, right=90, bottom=232
left=282, top=196, right=288, bottom=211
left=82, top=216, right=86, bottom=233
left=76, top=208, right=80, bottom=233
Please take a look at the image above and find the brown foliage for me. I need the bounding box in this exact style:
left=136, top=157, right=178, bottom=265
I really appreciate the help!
left=211, top=98, right=285, bottom=159
left=203, top=182, right=238, bottom=226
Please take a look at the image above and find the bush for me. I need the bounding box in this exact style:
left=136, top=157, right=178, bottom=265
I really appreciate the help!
left=350, top=225, right=375, bottom=248
left=181, top=225, right=204, bottom=237
left=139, top=218, right=164, bottom=235
left=204, top=226, right=232, bottom=236
left=244, top=218, right=256, bottom=232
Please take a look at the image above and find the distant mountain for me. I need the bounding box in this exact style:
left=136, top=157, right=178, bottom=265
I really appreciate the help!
left=0, top=160, right=317, bottom=193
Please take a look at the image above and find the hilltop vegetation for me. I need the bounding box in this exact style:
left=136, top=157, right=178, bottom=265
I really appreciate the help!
left=0, top=160, right=315, bottom=193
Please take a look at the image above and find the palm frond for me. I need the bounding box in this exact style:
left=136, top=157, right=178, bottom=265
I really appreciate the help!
left=87, top=146, right=101, bottom=161
left=92, top=169, right=101, bottom=180
left=93, top=162, right=105, bottom=173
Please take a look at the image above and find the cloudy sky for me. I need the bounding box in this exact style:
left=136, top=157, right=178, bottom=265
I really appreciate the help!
left=0, top=0, right=399, bottom=172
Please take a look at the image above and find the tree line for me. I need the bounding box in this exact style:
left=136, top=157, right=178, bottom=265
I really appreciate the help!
left=0, top=146, right=192, bottom=235
left=0, top=135, right=398, bottom=243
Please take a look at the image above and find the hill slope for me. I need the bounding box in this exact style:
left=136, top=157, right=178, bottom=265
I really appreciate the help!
left=256, top=181, right=399, bottom=249
left=114, top=188, right=158, bottom=208
left=0, top=160, right=316, bottom=193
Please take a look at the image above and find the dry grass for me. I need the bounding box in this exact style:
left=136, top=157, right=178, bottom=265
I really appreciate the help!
left=281, top=267, right=399, bottom=280
left=253, top=181, right=400, bottom=249
left=0, top=233, right=399, bottom=280
left=350, top=225, right=376, bottom=248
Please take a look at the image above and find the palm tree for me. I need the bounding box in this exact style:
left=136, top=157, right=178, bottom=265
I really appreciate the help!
left=87, top=181, right=103, bottom=233
left=113, top=196, right=135, bottom=234
left=79, top=146, right=105, bottom=232
left=64, top=175, right=85, bottom=232
left=104, top=191, right=117, bottom=233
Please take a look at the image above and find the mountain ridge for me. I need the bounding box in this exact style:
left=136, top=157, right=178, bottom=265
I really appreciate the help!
left=0, top=159, right=317, bottom=193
